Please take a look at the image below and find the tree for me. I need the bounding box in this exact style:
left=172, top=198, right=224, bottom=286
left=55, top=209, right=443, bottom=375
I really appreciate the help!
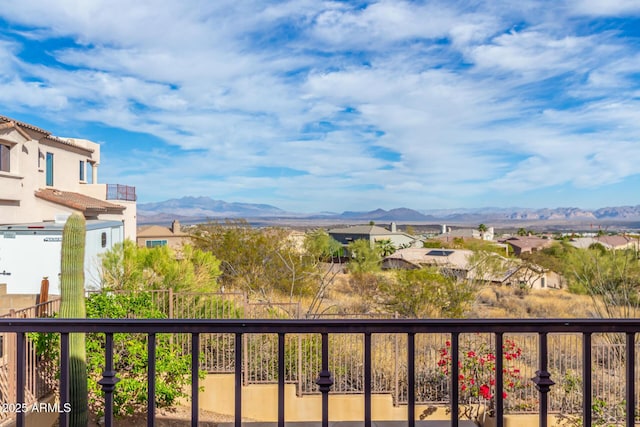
left=378, top=268, right=476, bottom=318
left=100, top=240, right=221, bottom=293
left=477, top=223, right=489, bottom=241
left=517, top=228, right=528, bottom=236
left=375, top=239, right=396, bottom=257
left=190, top=220, right=318, bottom=301
left=566, top=248, right=640, bottom=318
left=304, top=229, right=342, bottom=260
left=346, top=239, right=381, bottom=274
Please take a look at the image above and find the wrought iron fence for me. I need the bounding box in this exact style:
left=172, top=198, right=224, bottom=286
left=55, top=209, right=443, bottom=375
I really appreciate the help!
left=0, top=318, right=639, bottom=427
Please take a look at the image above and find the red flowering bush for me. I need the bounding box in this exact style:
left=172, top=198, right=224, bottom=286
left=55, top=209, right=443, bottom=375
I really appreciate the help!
left=434, top=336, right=525, bottom=426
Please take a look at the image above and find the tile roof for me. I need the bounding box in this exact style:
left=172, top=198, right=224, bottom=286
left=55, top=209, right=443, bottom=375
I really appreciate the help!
left=137, top=225, right=187, bottom=238
left=0, top=115, right=94, bottom=153
left=503, top=236, right=553, bottom=250
left=35, top=189, right=124, bottom=214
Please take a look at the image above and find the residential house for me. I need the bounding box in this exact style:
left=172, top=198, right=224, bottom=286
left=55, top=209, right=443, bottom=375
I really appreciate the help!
left=328, top=223, right=421, bottom=250
left=0, top=115, right=136, bottom=296
left=382, top=247, right=562, bottom=290
left=436, top=225, right=495, bottom=242
left=0, top=115, right=136, bottom=238
left=501, top=236, right=554, bottom=256
left=137, top=220, right=190, bottom=249
left=569, top=235, right=639, bottom=251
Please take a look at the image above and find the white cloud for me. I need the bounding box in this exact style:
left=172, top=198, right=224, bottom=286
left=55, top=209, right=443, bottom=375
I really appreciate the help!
left=1, top=0, right=640, bottom=211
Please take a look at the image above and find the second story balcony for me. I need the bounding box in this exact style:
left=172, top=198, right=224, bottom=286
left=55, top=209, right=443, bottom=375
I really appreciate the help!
left=106, top=184, right=136, bottom=202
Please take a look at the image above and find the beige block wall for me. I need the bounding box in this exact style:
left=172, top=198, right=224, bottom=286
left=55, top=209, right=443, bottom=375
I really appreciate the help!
left=198, top=374, right=450, bottom=422
left=197, top=374, right=564, bottom=426
left=0, top=283, right=38, bottom=315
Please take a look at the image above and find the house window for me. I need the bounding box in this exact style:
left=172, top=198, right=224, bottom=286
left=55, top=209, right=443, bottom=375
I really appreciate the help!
left=46, top=152, right=54, bottom=186
left=80, top=160, right=85, bottom=181
left=87, top=162, right=94, bottom=184
left=146, top=240, right=167, bottom=248
left=0, top=144, right=9, bottom=172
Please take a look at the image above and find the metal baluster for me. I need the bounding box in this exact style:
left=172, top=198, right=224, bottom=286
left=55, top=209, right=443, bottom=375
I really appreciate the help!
left=98, top=333, right=120, bottom=427
left=583, top=333, right=592, bottom=427
left=364, top=332, right=372, bottom=427
left=235, top=332, right=242, bottom=427
left=16, top=332, right=25, bottom=427
left=278, top=333, right=285, bottom=427
left=60, top=333, right=70, bottom=427
left=148, top=333, right=156, bottom=427
left=451, top=333, right=459, bottom=427
left=407, top=332, right=415, bottom=427
left=192, top=333, right=200, bottom=427
left=495, top=333, right=504, bottom=427
left=315, top=333, right=333, bottom=427
left=532, top=332, right=555, bottom=427
left=626, top=332, right=635, bottom=427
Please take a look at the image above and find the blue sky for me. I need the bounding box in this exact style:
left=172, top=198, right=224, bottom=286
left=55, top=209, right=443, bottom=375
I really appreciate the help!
left=1, top=0, right=640, bottom=213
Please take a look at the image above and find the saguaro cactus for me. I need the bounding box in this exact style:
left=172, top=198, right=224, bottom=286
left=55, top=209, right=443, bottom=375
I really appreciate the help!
left=59, top=213, right=89, bottom=427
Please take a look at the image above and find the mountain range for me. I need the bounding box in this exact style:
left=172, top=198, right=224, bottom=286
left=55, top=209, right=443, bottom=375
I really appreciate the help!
left=137, top=196, right=640, bottom=225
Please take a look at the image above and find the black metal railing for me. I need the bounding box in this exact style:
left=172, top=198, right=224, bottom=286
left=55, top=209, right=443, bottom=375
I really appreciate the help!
left=1, top=318, right=639, bottom=427
left=106, top=184, right=136, bottom=201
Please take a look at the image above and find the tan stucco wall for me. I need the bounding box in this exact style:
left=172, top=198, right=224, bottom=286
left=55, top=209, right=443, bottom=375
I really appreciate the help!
left=198, top=374, right=450, bottom=422
left=197, top=375, right=565, bottom=426
left=0, top=283, right=38, bottom=315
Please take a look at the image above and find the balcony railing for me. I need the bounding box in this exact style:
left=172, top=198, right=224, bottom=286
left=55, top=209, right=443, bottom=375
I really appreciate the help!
left=106, top=184, right=136, bottom=202
left=0, top=318, right=639, bottom=427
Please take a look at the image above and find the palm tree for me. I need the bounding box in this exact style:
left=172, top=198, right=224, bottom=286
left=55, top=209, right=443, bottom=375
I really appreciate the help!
left=478, top=224, right=488, bottom=240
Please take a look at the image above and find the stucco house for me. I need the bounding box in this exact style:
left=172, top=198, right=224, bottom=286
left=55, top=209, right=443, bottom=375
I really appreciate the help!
left=137, top=220, right=190, bottom=249
left=328, top=223, right=421, bottom=250
left=382, top=247, right=562, bottom=289
left=0, top=115, right=136, bottom=238
left=569, top=235, right=639, bottom=251
left=1, top=115, right=137, bottom=298
left=501, top=236, right=554, bottom=256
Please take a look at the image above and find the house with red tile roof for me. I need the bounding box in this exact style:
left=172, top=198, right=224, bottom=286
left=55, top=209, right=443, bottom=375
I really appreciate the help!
left=0, top=115, right=136, bottom=239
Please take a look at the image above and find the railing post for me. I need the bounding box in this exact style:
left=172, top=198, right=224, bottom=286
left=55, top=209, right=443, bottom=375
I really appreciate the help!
left=191, top=333, right=200, bottom=427
left=147, top=333, right=156, bottom=427
left=451, top=333, right=459, bottom=427
left=315, top=332, right=333, bottom=427
left=407, top=332, right=415, bottom=427
left=98, top=333, right=120, bottom=427
left=16, top=332, right=25, bottom=427
left=364, top=332, right=372, bottom=427
left=278, top=333, right=285, bottom=427
left=582, top=332, right=592, bottom=427
left=626, top=332, right=635, bottom=427
left=532, top=332, right=555, bottom=427
left=495, top=332, right=504, bottom=427
left=60, top=333, right=70, bottom=427
left=235, top=332, right=242, bottom=427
